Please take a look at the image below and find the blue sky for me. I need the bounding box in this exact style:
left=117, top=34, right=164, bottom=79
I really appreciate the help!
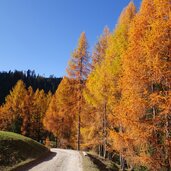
left=0, top=0, right=141, bottom=77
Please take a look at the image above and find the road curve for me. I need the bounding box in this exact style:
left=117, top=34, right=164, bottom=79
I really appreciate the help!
left=26, top=148, right=83, bottom=171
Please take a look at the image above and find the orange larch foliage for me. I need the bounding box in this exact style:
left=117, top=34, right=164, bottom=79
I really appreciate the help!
left=92, top=26, right=110, bottom=68
left=31, top=89, right=51, bottom=142
left=84, top=1, right=136, bottom=162
left=1, top=80, right=27, bottom=133
left=21, top=86, right=34, bottom=136
left=118, top=0, right=171, bottom=170
left=66, top=32, right=90, bottom=150
left=43, top=77, right=77, bottom=148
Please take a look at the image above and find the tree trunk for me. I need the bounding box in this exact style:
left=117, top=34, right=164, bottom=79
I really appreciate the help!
left=55, top=136, right=58, bottom=148
left=165, top=80, right=170, bottom=170
left=77, top=57, right=83, bottom=151
left=151, top=84, right=156, bottom=119
left=77, top=112, right=81, bottom=151
left=103, top=102, right=107, bottom=158
left=120, top=155, right=126, bottom=171
left=99, top=144, right=103, bottom=157
left=164, top=87, right=170, bottom=171
left=119, top=125, right=126, bottom=171
left=98, top=144, right=100, bottom=156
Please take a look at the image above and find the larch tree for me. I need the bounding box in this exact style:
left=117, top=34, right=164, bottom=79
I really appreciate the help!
left=21, top=86, right=34, bottom=137
left=0, top=105, right=9, bottom=130
left=103, top=1, right=136, bottom=169
left=84, top=2, right=136, bottom=160
left=119, top=0, right=171, bottom=170
left=43, top=77, right=77, bottom=148
left=66, top=32, right=90, bottom=150
left=81, top=103, right=103, bottom=152
left=118, top=0, right=158, bottom=169
left=1, top=80, right=27, bottom=133
left=84, top=64, right=110, bottom=158
left=92, top=26, right=110, bottom=68
left=141, top=0, right=171, bottom=169
left=31, top=89, right=51, bottom=142
left=83, top=28, right=111, bottom=157
left=0, top=81, right=51, bottom=140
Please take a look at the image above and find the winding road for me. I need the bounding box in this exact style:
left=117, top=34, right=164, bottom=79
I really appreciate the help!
left=24, top=148, right=83, bottom=171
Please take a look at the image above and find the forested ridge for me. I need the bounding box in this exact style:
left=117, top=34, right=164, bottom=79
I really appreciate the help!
left=0, top=0, right=170, bottom=170
left=0, top=70, right=62, bottom=104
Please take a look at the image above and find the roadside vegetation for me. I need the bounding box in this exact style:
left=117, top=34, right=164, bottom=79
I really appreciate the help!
left=81, top=151, right=119, bottom=171
left=0, top=131, right=48, bottom=171
left=81, top=152, right=99, bottom=171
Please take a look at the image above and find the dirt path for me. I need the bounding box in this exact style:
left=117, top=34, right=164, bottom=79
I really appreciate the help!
left=25, top=148, right=83, bottom=171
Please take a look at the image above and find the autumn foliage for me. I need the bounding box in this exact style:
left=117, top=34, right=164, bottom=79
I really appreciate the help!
left=43, top=77, right=78, bottom=148
left=0, top=80, right=52, bottom=142
left=0, top=0, right=170, bottom=170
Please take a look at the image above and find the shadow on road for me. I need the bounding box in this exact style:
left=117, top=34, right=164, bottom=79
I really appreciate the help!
left=15, top=151, right=57, bottom=171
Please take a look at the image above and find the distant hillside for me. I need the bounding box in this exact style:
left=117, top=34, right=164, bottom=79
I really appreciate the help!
left=0, top=70, right=62, bottom=104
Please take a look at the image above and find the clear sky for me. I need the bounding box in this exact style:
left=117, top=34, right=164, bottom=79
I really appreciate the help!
left=0, top=0, right=141, bottom=77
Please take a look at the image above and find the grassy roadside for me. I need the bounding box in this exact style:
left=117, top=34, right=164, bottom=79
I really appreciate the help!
left=81, top=152, right=99, bottom=171
left=0, top=131, right=49, bottom=171
left=81, top=151, right=119, bottom=171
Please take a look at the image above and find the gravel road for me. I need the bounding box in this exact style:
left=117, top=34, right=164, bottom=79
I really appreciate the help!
left=26, top=148, right=83, bottom=171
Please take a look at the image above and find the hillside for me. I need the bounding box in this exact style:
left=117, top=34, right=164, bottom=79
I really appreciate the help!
left=0, top=131, right=49, bottom=171
left=0, top=70, right=62, bottom=104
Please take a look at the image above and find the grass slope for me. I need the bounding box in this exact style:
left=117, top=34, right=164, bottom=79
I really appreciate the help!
left=0, top=131, right=49, bottom=171
left=81, top=152, right=99, bottom=171
left=81, top=151, right=119, bottom=171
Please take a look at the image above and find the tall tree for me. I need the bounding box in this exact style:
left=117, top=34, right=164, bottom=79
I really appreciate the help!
left=104, top=1, right=136, bottom=168
left=21, top=86, right=34, bottom=137
left=119, top=0, right=171, bottom=170
left=83, top=27, right=111, bottom=156
left=84, top=63, right=110, bottom=158
left=1, top=80, right=27, bottom=133
left=141, top=0, right=171, bottom=169
left=84, top=2, right=136, bottom=161
left=31, top=89, right=51, bottom=142
left=66, top=32, right=90, bottom=150
left=92, top=27, right=110, bottom=68
left=43, top=77, right=77, bottom=148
